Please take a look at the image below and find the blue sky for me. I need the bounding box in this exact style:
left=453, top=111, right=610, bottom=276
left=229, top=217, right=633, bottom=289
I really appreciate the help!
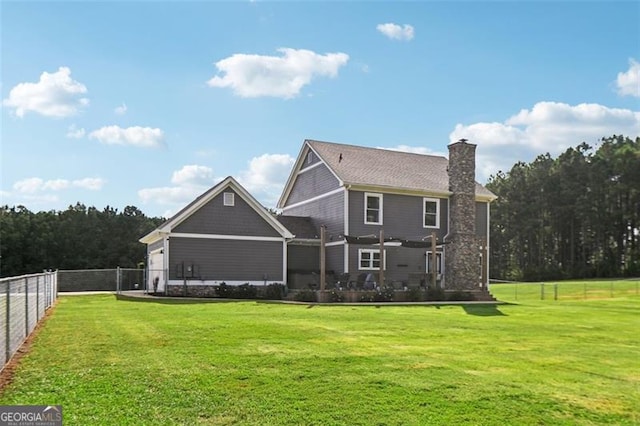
left=2, top=1, right=639, bottom=217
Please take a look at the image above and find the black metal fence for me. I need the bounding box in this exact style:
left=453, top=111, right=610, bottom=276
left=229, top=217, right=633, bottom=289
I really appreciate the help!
left=1, top=271, right=58, bottom=370
left=58, top=268, right=144, bottom=292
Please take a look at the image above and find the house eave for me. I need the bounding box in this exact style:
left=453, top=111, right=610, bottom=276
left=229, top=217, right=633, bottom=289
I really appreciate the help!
left=345, top=183, right=452, bottom=199
left=139, top=230, right=168, bottom=245
left=277, top=140, right=344, bottom=208
left=288, top=238, right=321, bottom=246
left=140, top=176, right=294, bottom=244
left=346, top=183, right=497, bottom=202
left=477, top=193, right=498, bottom=202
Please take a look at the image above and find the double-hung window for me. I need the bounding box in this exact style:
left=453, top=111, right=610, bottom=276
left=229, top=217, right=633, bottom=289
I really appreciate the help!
left=359, top=249, right=386, bottom=270
left=365, top=193, right=383, bottom=225
left=423, top=198, right=440, bottom=228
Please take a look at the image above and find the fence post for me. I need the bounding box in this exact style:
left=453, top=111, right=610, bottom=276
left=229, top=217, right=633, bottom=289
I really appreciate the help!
left=36, top=276, right=40, bottom=321
left=5, top=281, right=10, bottom=364
left=540, top=282, right=545, bottom=300
left=554, top=283, right=558, bottom=301
left=46, top=272, right=50, bottom=307
left=24, top=278, right=29, bottom=338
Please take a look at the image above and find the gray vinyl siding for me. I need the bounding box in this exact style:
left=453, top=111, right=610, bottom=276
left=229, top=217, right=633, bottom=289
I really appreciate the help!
left=347, top=244, right=432, bottom=283
left=283, top=191, right=344, bottom=242
left=326, top=244, right=344, bottom=275
left=348, top=191, right=449, bottom=242
left=288, top=245, right=320, bottom=272
left=173, top=188, right=280, bottom=237
left=168, top=237, right=283, bottom=281
left=147, top=239, right=163, bottom=254
left=476, top=202, right=488, bottom=237
left=347, top=191, right=449, bottom=283
left=286, top=163, right=340, bottom=205
left=301, top=147, right=321, bottom=168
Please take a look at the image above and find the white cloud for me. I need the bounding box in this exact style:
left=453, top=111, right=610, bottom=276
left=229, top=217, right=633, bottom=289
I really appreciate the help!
left=88, top=125, right=164, bottom=148
left=2, top=67, right=89, bottom=118
left=73, top=178, right=106, bottom=190
left=43, top=179, right=71, bottom=191
left=114, top=103, right=128, bottom=115
left=171, top=165, right=216, bottom=187
left=450, top=101, right=640, bottom=180
left=238, top=153, right=295, bottom=206
left=66, top=124, right=86, bottom=139
left=616, top=58, right=640, bottom=97
left=13, top=178, right=46, bottom=194
left=12, top=177, right=105, bottom=194
left=138, top=165, right=217, bottom=206
left=138, top=156, right=294, bottom=210
left=207, top=48, right=349, bottom=98
left=376, top=23, right=414, bottom=41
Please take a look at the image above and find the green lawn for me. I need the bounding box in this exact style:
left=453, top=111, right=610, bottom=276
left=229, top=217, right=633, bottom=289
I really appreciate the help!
left=490, top=279, right=640, bottom=302
left=1, top=292, right=638, bottom=425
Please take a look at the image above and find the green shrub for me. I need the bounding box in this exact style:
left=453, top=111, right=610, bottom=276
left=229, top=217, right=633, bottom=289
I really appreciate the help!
left=359, top=293, right=376, bottom=302
left=264, top=283, right=286, bottom=300
left=235, top=283, right=258, bottom=299
left=215, top=283, right=234, bottom=298
left=328, top=289, right=344, bottom=303
left=425, top=287, right=446, bottom=301
left=294, top=289, right=317, bottom=302
left=373, top=286, right=394, bottom=302
left=406, top=287, right=424, bottom=302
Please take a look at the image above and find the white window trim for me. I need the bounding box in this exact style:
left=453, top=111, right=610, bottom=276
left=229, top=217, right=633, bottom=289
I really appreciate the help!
left=423, top=197, right=440, bottom=229
left=223, top=192, right=235, bottom=206
left=358, top=248, right=387, bottom=271
left=426, top=251, right=443, bottom=276
left=364, top=193, right=383, bottom=225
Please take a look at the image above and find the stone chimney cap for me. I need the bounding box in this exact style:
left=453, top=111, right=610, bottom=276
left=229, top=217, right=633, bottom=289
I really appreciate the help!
left=448, top=138, right=476, bottom=147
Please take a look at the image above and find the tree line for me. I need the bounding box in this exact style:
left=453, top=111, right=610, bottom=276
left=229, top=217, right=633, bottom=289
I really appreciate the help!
left=0, top=203, right=164, bottom=277
left=486, top=135, right=640, bottom=281
left=1, top=135, right=638, bottom=281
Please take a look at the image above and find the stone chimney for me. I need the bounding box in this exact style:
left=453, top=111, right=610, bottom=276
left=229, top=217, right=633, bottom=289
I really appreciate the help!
left=445, top=139, right=479, bottom=291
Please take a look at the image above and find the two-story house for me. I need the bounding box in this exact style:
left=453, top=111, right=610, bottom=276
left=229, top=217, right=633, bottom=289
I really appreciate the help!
left=140, top=138, right=496, bottom=296
left=278, top=139, right=496, bottom=292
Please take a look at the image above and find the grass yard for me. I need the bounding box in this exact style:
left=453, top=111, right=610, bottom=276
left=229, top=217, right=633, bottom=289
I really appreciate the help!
left=0, top=292, right=638, bottom=425
left=491, top=279, right=640, bottom=302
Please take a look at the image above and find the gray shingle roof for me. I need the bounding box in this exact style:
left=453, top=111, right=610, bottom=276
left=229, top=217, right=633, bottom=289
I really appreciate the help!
left=306, top=139, right=496, bottom=199
left=277, top=215, right=319, bottom=239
